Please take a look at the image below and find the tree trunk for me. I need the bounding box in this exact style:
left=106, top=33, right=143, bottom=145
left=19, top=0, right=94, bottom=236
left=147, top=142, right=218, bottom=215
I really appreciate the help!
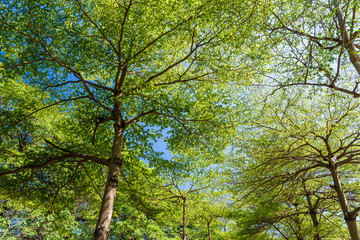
left=333, top=0, right=360, bottom=77
left=309, top=206, right=321, bottom=240
left=347, top=44, right=360, bottom=76
left=182, top=198, right=187, bottom=240
left=207, top=220, right=212, bottom=240
left=94, top=109, right=124, bottom=239
left=329, top=158, right=360, bottom=240
left=303, top=185, right=321, bottom=240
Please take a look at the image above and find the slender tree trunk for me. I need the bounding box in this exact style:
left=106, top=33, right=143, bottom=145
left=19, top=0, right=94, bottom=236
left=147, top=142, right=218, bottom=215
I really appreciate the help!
left=329, top=158, right=360, bottom=240
left=182, top=197, right=187, bottom=240
left=94, top=100, right=125, bottom=240
left=308, top=206, right=321, bottom=240
left=292, top=217, right=304, bottom=240
left=207, top=220, right=212, bottom=240
left=303, top=185, right=321, bottom=240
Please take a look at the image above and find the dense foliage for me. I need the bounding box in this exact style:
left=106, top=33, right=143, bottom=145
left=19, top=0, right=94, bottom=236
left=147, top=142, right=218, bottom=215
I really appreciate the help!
left=2, top=0, right=360, bottom=239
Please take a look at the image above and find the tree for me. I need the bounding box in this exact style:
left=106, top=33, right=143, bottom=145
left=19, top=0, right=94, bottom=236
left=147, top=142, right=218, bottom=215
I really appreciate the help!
left=189, top=188, right=234, bottom=240
left=0, top=0, right=256, bottom=239
left=152, top=156, right=219, bottom=240
left=234, top=170, right=348, bottom=239
left=247, top=2, right=360, bottom=237
left=230, top=88, right=360, bottom=239
left=108, top=156, right=176, bottom=239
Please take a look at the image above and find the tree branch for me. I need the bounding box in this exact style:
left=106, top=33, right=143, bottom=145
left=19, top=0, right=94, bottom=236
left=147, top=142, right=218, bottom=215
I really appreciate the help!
left=80, top=162, right=102, bottom=200
left=124, top=108, right=156, bottom=126
left=50, top=161, right=82, bottom=209
left=44, top=140, right=109, bottom=166
left=93, top=116, right=115, bottom=144
left=74, top=0, right=118, bottom=54
left=0, top=154, right=73, bottom=177
left=1, top=96, right=89, bottom=136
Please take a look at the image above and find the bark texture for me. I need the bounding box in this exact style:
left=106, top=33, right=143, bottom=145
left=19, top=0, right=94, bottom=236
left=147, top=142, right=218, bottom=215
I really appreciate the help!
left=329, top=157, right=360, bottom=240
left=94, top=98, right=125, bottom=240
left=333, top=0, right=360, bottom=76
left=207, top=220, right=212, bottom=240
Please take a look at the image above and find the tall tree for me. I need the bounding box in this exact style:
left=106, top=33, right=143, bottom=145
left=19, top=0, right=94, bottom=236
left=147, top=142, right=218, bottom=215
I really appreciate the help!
left=0, top=0, right=256, bottom=238
left=230, top=88, right=360, bottom=239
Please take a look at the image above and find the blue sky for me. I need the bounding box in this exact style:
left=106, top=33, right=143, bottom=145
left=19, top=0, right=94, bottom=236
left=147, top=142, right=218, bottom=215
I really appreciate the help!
left=152, top=137, right=171, bottom=160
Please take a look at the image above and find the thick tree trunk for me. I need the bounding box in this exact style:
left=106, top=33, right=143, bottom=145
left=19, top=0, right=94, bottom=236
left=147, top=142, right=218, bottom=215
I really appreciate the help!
left=182, top=198, right=187, bottom=240
left=329, top=158, right=360, bottom=240
left=94, top=115, right=124, bottom=239
left=347, top=45, right=360, bottom=76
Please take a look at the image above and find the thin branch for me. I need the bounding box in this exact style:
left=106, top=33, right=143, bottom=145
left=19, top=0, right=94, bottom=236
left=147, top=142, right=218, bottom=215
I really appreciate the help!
left=93, top=116, right=115, bottom=144
left=0, top=154, right=73, bottom=177
left=50, top=161, right=82, bottom=209
left=74, top=0, right=118, bottom=54
left=144, top=48, right=198, bottom=85
left=352, top=206, right=360, bottom=214
left=270, top=10, right=341, bottom=43
left=19, top=170, right=35, bottom=194
left=117, top=0, right=132, bottom=66
left=123, top=15, right=196, bottom=66
left=278, top=82, right=360, bottom=98
left=1, top=96, right=89, bottom=136
left=44, top=140, right=109, bottom=166
left=153, top=72, right=214, bottom=87
left=124, top=108, right=156, bottom=126
left=0, top=13, right=40, bottom=43
left=30, top=26, right=113, bottom=113
left=80, top=162, right=102, bottom=200
left=153, top=111, right=215, bottom=123
left=0, top=58, right=50, bottom=69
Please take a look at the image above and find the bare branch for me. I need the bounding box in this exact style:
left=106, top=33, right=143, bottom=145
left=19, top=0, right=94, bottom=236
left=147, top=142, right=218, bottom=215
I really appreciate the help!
left=270, top=10, right=341, bottom=44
